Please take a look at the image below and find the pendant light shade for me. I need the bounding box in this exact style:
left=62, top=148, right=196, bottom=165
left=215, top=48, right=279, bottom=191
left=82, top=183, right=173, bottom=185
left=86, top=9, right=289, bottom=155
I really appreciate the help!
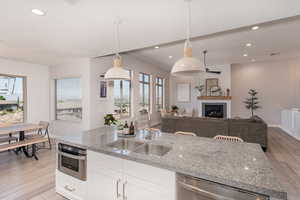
left=171, top=0, right=205, bottom=77
left=104, top=55, right=130, bottom=80
left=104, top=19, right=130, bottom=80
left=171, top=41, right=205, bottom=77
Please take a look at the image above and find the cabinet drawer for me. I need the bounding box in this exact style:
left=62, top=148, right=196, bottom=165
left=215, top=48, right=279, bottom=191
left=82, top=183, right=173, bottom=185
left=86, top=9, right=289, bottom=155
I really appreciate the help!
left=123, top=159, right=175, bottom=191
left=56, top=170, right=86, bottom=200
left=87, top=150, right=123, bottom=176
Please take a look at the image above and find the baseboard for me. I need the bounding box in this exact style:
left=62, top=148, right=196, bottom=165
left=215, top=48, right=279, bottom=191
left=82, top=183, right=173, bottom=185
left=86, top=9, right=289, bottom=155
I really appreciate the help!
left=277, top=125, right=300, bottom=141
left=268, top=124, right=280, bottom=128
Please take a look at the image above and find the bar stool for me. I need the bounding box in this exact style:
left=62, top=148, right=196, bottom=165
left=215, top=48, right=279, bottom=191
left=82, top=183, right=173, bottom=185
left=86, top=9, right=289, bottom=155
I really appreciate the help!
left=213, top=135, right=244, bottom=142
left=174, top=131, right=196, bottom=137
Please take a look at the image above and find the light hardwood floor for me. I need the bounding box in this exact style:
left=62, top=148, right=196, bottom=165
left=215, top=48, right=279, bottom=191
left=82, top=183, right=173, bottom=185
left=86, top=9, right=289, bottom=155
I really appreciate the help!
left=0, top=127, right=299, bottom=200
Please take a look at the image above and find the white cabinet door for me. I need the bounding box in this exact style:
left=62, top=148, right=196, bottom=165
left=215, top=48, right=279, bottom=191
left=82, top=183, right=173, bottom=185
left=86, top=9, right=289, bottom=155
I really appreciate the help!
left=125, top=180, right=173, bottom=200
left=86, top=151, right=175, bottom=200
left=87, top=151, right=123, bottom=200
left=124, top=175, right=175, bottom=200
left=87, top=171, right=121, bottom=200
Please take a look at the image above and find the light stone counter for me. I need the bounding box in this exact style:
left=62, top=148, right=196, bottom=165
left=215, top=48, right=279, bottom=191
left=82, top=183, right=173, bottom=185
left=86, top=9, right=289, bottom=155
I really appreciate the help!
left=55, top=126, right=287, bottom=200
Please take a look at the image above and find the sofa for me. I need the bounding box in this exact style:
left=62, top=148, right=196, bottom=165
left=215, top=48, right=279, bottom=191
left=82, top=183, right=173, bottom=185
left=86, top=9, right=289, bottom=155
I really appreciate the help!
left=161, top=116, right=268, bottom=150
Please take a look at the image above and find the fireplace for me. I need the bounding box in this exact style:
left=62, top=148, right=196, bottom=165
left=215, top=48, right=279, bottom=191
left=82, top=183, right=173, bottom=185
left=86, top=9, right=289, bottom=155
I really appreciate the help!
left=202, top=103, right=227, bottom=118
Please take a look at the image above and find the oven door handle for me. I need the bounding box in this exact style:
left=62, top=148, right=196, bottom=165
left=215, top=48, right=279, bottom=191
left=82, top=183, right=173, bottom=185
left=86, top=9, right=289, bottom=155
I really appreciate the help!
left=58, top=151, right=86, bottom=160
left=177, top=181, right=235, bottom=200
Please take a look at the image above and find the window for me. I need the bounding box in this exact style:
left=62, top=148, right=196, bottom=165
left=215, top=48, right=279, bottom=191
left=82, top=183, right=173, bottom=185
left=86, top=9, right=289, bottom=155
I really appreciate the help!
left=0, top=75, right=25, bottom=124
left=155, top=77, right=164, bottom=110
left=55, top=78, right=82, bottom=121
left=114, top=70, right=131, bottom=117
left=139, top=73, right=151, bottom=112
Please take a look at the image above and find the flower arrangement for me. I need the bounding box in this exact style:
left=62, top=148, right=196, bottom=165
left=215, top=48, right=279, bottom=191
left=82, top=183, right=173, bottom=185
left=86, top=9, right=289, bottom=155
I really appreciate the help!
left=104, top=114, right=118, bottom=126
left=171, top=105, right=179, bottom=113
left=195, top=85, right=205, bottom=96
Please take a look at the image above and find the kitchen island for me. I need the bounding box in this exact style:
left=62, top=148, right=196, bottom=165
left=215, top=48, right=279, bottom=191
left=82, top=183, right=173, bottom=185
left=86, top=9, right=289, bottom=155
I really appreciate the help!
left=55, top=126, right=287, bottom=200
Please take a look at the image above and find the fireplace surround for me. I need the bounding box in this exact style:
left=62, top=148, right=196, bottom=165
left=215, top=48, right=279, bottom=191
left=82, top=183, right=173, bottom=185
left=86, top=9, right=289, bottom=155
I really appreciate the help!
left=198, top=98, right=231, bottom=118
left=202, top=103, right=227, bottom=118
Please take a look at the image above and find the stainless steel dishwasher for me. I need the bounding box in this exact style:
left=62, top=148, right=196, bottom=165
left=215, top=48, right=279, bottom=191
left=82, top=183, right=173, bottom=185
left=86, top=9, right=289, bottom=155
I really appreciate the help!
left=176, top=173, right=269, bottom=200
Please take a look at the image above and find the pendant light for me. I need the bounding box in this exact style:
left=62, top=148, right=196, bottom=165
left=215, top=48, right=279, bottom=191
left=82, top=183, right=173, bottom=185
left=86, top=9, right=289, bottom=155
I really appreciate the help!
left=104, top=19, right=130, bottom=80
left=171, top=0, right=205, bottom=77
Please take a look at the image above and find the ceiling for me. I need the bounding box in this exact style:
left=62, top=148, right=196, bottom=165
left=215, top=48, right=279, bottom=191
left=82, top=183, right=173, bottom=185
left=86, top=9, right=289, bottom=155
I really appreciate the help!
left=1, top=0, right=300, bottom=66
left=130, top=16, right=300, bottom=71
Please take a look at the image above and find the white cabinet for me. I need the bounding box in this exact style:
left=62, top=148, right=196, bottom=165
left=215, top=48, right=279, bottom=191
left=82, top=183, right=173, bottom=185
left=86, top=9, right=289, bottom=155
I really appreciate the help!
left=56, top=170, right=87, bottom=200
left=281, top=109, right=300, bottom=140
left=88, top=171, right=120, bottom=200
left=125, top=176, right=173, bottom=200
left=87, top=150, right=175, bottom=200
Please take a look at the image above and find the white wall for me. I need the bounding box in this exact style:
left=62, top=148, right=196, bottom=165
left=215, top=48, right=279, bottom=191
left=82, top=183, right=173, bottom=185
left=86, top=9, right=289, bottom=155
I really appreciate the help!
left=169, top=65, right=231, bottom=115
left=0, top=58, right=50, bottom=123
left=231, top=58, right=300, bottom=125
left=90, top=55, right=169, bottom=128
left=49, top=58, right=91, bottom=135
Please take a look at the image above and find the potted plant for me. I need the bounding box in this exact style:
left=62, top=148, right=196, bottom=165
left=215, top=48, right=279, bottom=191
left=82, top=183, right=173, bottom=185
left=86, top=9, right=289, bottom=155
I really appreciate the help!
left=244, top=89, right=261, bottom=117
left=104, top=114, right=117, bottom=126
left=171, top=105, right=179, bottom=114
left=195, top=85, right=205, bottom=96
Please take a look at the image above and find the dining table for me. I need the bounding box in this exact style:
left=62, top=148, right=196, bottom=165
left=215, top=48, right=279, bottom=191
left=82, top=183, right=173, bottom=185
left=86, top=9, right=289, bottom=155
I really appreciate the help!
left=0, top=123, right=44, bottom=157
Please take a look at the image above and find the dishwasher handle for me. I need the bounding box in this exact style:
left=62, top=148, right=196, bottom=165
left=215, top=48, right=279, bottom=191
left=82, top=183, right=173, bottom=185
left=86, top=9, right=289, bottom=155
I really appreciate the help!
left=177, top=180, right=235, bottom=200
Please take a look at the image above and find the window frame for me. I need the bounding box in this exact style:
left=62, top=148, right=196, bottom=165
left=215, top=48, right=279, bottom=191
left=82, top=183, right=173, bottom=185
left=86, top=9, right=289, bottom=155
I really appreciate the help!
left=0, top=74, right=27, bottom=124
left=54, top=77, right=82, bottom=121
left=139, top=72, right=151, bottom=112
left=113, top=70, right=132, bottom=118
left=155, top=77, right=164, bottom=111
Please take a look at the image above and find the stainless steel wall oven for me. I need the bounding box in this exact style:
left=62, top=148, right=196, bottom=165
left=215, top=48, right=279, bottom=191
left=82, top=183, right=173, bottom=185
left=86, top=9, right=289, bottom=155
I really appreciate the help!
left=57, top=143, right=87, bottom=181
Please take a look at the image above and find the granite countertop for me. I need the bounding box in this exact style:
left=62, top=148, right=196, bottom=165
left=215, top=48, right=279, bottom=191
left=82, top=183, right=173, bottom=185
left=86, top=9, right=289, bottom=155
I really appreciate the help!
left=55, top=127, right=287, bottom=200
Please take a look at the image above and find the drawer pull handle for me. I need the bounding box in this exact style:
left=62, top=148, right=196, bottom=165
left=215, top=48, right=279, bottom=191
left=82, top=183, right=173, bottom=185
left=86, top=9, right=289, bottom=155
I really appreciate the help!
left=178, top=181, right=234, bottom=200
left=64, top=185, right=75, bottom=192
left=116, top=179, right=121, bottom=198
left=123, top=181, right=127, bottom=200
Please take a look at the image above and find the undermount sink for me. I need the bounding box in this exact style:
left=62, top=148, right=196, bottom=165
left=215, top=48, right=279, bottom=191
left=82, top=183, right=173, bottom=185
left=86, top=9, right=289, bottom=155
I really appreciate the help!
left=106, top=139, right=144, bottom=154
left=133, top=143, right=172, bottom=157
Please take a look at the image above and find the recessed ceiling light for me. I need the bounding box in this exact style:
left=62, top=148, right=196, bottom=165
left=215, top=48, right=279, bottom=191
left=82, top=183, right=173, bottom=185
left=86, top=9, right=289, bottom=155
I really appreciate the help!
left=154, top=46, right=160, bottom=49
left=251, top=26, right=259, bottom=30
left=243, top=54, right=248, bottom=57
left=31, top=9, right=46, bottom=16
left=246, top=43, right=252, bottom=47
left=168, top=56, right=173, bottom=59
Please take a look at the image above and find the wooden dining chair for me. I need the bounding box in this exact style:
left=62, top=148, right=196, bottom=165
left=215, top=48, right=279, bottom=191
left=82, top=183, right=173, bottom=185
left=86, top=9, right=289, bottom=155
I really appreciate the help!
left=37, top=121, right=52, bottom=150
left=213, top=135, right=244, bottom=142
left=0, top=123, right=18, bottom=148
left=0, top=133, right=18, bottom=152
left=0, top=133, right=18, bottom=144
left=174, top=131, right=197, bottom=137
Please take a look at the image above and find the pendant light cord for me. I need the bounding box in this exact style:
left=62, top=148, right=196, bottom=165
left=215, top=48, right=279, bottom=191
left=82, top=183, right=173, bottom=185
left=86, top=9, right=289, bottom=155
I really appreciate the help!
left=185, top=0, right=192, bottom=48
left=186, top=0, right=191, bottom=41
left=114, top=19, right=121, bottom=57
left=203, top=50, right=207, bottom=67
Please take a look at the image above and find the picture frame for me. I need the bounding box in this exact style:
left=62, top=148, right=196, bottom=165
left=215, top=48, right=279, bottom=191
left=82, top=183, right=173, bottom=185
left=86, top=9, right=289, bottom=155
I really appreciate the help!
left=99, top=80, right=108, bottom=100
left=176, top=83, right=191, bottom=102
left=206, top=78, right=218, bottom=96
